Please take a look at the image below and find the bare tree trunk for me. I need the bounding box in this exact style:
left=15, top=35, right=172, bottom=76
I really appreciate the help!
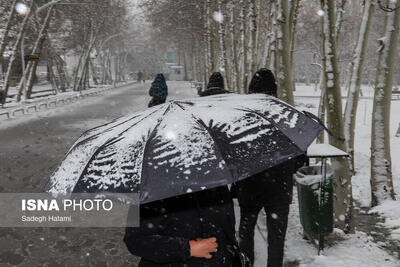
left=248, top=0, right=257, bottom=76
left=90, top=59, right=98, bottom=85
left=17, top=5, right=54, bottom=101
left=54, top=55, right=68, bottom=91
left=47, top=54, right=58, bottom=90
left=317, top=15, right=327, bottom=145
left=72, top=48, right=86, bottom=91
left=114, top=53, right=119, bottom=83
left=239, top=0, right=248, bottom=93
left=84, top=62, right=90, bottom=89
left=335, top=0, right=347, bottom=43
left=107, top=52, right=113, bottom=84
left=317, top=89, right=327, bottom=145
left=217, top=0, right=230, bottom=90
left=79, top=56, right=90, bottom=91
left=1, top=0, right=35, bottom=104
left=344, top=0, right=375, bottom=174
left=75, top=28, right=98, bottom=91
left=229, top=0, right=240, bottom=92
left=0, top=0, right=17, bottom=63
left=269, top=3, right=277, bottom=73
left=317, top=66, right=326, bottom=144
left=289, top=0, right=300, bottom=92
left=396, top=123, right=400, bottom=137
left=255, top=0, right=262, bottom=68
left=206, top=0, right=214, bottom=76
left=276, top=0, right=294, bottom=105
left=321, top=0, right=353, bottom=233
left=370, top=0, right=400, bottom=206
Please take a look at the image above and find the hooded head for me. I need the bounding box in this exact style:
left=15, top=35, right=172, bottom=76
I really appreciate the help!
left=248, top=68, right=277, bottom=97
left=207, top=72, right=224, bottom=90
left=154, top=73, right=166, bottom=85
left=200, top=72, right=229, bottom=97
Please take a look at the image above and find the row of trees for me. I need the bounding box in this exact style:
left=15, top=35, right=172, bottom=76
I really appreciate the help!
left=142, top=0, right=400, bottom=234
left=0, top=0, right=131, bottom=104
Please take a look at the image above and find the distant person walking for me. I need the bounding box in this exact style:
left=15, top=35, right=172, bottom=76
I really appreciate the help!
left=148, top=73, right=168, bottom=107
left=235, top=68, right=305, bottom=267
left=200, top=72, right=229, bottom=97
left=137, top=70, right=143, bottom=83
left=142, top=71, right=146, bottom=83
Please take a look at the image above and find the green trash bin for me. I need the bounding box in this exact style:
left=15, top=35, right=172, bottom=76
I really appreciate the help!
left=295, top=165, right=334, bottom=236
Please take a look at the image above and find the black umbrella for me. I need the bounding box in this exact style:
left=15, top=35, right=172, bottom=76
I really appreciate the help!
left=45, top=94, right=323, bottom=203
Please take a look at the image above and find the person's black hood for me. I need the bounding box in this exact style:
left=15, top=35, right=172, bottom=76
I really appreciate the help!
left=207, top=72, right=224, bottom=90
left=200, top=72, right=229, bottom=97
left=248, top=68, right=277, bottom=97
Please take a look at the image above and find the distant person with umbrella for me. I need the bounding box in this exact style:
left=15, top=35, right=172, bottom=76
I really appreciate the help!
left=234, top=68, right=306, bottom=267
left=148, top=74, right=168, bottom=107
left=199, top=72, right=230, bottom=97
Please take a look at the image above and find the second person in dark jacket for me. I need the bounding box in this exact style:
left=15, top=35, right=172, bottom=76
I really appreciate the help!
left=235, top=68, right=305, bottom=267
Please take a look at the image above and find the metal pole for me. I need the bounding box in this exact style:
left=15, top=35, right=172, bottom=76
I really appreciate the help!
left=318, top=157, right=327, bottom=255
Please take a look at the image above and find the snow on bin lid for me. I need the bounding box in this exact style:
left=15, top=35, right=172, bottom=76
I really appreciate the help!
left=307, top=143, right=349, bottom=158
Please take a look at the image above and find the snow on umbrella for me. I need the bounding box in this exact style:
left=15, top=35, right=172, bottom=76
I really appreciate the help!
left=45, top=94, right=323, bottom=204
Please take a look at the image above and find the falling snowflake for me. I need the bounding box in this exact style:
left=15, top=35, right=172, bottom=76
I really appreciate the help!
left=213, top=11, right=224, bottom=23
left=317, top=10, right=325, bottom=16
left=15, top=2, right=29, bottom=15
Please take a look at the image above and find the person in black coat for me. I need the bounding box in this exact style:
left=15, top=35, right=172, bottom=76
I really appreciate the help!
left=248, top=68, right=277, bottom=96
left=138, top=70, right=143, bottom=83
left=200, top=72, right=230, bottom=97
left=235, top=68, right=305, bottom=267
left=124, top=84, right=236, bottom=267
left=124, top=187, right=236, bottom=267
left=148, top=74, right=168, bottom=108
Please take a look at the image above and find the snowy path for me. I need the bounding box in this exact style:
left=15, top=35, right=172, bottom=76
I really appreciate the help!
left=0, top=81, right=398, bottom=266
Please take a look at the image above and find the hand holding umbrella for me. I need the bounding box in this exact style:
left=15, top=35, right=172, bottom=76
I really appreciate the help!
left=190, top=237, right=218, bottom=259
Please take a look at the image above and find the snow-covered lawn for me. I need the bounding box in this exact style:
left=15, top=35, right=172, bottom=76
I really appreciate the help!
left=257, top=84, right=400, bottom=267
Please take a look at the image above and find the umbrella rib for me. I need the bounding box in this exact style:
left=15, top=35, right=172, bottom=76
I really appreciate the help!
left=137, top=104, right=174, bottom=202
left=236, top=108, right=305, bottom=153
left=190, top=115, right=235, bottom=182
left=70, top=106, right=167, bottom=193
left=71, top=113, right=146, bottom=152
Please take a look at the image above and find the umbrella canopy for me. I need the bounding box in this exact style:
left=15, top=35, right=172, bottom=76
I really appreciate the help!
left=45, top=94, right=323, bottom=203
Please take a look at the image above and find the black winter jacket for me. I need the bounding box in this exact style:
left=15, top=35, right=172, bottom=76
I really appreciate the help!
left=234, top=155, right=307, bottom=208
left=124, top=186, right=236, bottom=267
